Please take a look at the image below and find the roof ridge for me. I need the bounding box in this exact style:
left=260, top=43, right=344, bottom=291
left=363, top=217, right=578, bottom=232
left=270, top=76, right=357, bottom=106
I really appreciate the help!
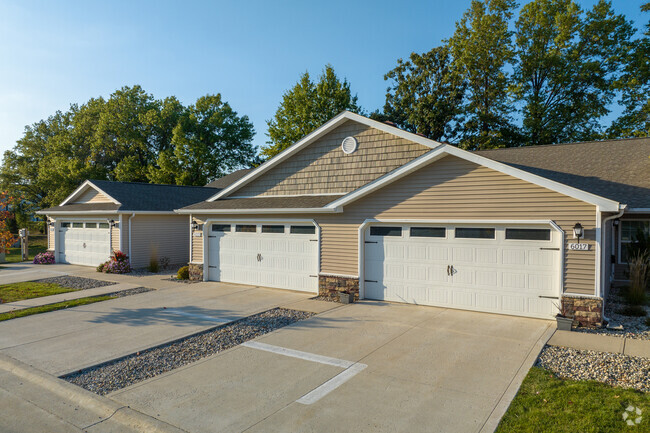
left=90, top=179, right=221, bottom=189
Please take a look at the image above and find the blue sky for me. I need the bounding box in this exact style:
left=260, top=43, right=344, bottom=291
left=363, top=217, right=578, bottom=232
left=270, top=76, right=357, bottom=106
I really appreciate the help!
left=0, top=0, right=645, bottom=161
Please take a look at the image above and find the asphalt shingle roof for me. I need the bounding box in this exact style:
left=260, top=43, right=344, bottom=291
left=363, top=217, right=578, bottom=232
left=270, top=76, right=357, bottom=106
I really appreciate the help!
left=204, top=169, right=252, bottom=189
left=180, top=194, right=343, bottom=211
left=475, top=137, right=650, bottom=209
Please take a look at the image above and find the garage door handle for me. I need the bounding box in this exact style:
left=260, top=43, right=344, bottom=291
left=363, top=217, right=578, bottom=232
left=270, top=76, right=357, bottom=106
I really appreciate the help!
left=447, top=265, right=451, bottom=276
left=364, top=280, right=377, bottom=283
left=538, top=295, right=559, bottom=299
left=365, top=241, right=378, bottom=244
left=540, top=247, right=560, bottom=250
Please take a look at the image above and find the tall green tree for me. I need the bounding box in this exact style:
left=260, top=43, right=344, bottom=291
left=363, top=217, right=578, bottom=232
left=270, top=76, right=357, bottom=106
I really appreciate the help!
left=149, top=94, right=256, bottom=185
left=262, top=65, right=361, bottom=158
left=513, top=0, right=634, bottom=145
left=609, top=2, right=650, bottom=138
left=379, top=45, right=466, bottom=142
left=448, top=0, right=518, bottom=150
left=1, top=86, right=258, bottom=209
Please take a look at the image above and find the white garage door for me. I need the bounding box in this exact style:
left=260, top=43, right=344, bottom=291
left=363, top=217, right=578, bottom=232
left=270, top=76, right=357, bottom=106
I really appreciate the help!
left=59, top=221, right=111, bottom=266
left=207, top=222, right=318, bottom=293
left=364, top=224, right=561, bottom=319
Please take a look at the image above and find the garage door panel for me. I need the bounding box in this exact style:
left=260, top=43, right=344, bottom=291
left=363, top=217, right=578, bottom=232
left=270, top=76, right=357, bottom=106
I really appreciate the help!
left=59, top=223, right=110, bottom=267
left=208, top=222, right=317, bottom=293
left=364, top=223, right=560, bottom=319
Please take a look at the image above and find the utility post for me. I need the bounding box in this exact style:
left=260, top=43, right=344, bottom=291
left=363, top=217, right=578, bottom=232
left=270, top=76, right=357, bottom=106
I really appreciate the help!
left=19, top=228, right=28, bottom=261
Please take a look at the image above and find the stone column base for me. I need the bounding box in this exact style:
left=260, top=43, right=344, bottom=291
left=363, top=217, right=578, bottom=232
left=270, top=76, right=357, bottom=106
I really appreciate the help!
left=189, top=263, right=203, bottom=281
left=318, top=275, right=359, bottom=302
left=561, top=295, right=603, bottom=328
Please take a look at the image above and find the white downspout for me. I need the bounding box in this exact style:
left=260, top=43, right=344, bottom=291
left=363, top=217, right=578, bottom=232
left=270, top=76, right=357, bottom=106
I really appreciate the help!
left=128, top=213, right=136, bottom=260
left=601, top=205, right=626, bottom=323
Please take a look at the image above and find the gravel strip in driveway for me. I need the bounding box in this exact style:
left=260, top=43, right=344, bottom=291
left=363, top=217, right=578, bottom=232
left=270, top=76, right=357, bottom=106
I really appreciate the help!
left=107, top=287, right=153, bottom=298
left=537, top=345, right=650, bottom=392
left=62, top=308, right=314, bottom=395
left=33, top=276, right=116, bottom=290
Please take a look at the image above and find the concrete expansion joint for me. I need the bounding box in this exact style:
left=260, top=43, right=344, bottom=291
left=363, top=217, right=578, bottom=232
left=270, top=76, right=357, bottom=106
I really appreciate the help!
left=82, top=405, right=128, bottom=430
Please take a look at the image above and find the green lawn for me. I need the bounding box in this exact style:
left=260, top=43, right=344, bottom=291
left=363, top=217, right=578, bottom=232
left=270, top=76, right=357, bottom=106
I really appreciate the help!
left=0, top=281, right=79, bottom=304
left=497, top=367, right=650, bottom=432
left=0, top=295, right=114, bottom=321
left=2, top=235, right=48, bottom=264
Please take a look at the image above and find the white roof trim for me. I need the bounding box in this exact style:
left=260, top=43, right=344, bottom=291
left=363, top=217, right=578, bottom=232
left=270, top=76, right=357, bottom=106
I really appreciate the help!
left=175, top=207, right=342, bottom=215
left=326, top=144, right=621, bottom=212
left=59, top=180, right=121, bottom=206
left=206, top=111, right=443, bottom=202
left=36, top=210, right=120, bottom=215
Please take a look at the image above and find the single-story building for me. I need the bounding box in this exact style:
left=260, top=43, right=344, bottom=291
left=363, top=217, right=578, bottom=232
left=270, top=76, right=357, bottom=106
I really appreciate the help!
left=177, top=111, right=650, bottom=326
left=37, top=171, right=250, bottom=268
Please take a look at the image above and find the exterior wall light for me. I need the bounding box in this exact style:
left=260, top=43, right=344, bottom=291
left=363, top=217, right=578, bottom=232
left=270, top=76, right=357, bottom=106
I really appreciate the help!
left=191, top=220, right=199, bottom=231
left=109, top=219, right=116, bottom=228
left=573, top=222, right=584, bottom=242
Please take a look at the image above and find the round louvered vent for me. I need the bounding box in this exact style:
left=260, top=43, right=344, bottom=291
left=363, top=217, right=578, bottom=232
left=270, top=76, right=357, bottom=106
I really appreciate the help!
left=341, top=136, right=358, bottom=154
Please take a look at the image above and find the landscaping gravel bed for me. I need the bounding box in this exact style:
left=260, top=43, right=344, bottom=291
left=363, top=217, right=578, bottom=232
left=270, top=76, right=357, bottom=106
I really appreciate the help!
left=34, top=276, right=116, bottom=290
left=537, top=345, right=650, bottom=392
left=164, top=277, right=201, bottom=284
left=62, top=308, right=314, bottom=395
left=107, top=287, right=153, bottom=298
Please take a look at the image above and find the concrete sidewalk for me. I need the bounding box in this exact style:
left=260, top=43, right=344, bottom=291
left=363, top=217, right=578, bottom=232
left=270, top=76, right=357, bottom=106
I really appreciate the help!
left=0, top=353, right=185, bottom=433
left=0, top=283, right=142, bottom=314
left=548, top=330, right=650, bottom=358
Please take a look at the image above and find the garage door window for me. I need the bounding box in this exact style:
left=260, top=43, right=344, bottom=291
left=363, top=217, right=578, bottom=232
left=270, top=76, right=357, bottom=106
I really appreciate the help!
left=212, top=224, right=231, bottom=232
left=290, top=225, right=315, bottom=234
left=86, top=222, right=97, bottom=229
left=410, top=227, right=445, bottom=238
left=262, top=225, right=285, bottom=234
left=61, top=222, right=71, bottom=228
left=455, top=227, right=495, bottom=239
left=505, top=228, right=550, bottom=241
left=72, top=222, right=83, bottom=228
left=236, top=224, right=257, bottom=233
left=370, top=226, right=402, bottom=237
left=98, top=223, right=109, bottom=229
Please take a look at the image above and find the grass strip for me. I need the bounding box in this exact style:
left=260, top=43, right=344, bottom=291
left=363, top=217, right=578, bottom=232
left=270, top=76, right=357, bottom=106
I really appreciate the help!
left=0, top=282, right=79, bottom=304
left=0, top=295, right=114, bottom=322
left=496, top=366, right=650, bottom=432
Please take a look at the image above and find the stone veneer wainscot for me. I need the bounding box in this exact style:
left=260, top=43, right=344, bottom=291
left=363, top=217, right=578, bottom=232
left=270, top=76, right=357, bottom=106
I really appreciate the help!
left=189, top=263, right=203, bottom=281
left=561, top=295, right=603, bottom=328
left=318, top=275, right=359, bottom=302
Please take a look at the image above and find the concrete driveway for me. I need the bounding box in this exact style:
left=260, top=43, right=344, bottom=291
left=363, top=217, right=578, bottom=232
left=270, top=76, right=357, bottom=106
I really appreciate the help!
left=0, top=279, right=313, bottom=376
left=110, top=302, right=552, bottom=433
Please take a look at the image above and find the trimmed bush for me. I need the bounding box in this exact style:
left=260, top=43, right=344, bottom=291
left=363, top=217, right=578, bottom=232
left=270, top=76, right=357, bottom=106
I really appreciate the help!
left=177, top=266, right=189, bottom=280
left=33, top=251, right=55, bottom=264
left=99, top=250, right=132, bottom=274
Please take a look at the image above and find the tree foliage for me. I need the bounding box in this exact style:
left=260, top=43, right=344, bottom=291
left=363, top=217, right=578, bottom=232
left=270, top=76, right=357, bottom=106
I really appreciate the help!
left=447, top=0, right=518, bottom=150
left=0, top=192, right=18, bottom=253
left=262, top=65, right=361, bottom=158
left=379, top=45, right=465, bottom=142
left=0, top=86, right=257, bottom=209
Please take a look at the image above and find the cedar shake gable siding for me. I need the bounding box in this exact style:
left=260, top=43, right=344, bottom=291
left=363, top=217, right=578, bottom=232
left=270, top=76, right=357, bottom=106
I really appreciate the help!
left=233, top=120, right=431, bottom=197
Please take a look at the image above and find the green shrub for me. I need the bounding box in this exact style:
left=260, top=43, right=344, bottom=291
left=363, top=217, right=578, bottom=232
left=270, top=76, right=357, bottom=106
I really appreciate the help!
left=96, top=262, right=106, bottom=272
left=148, top=257, right=160, bottom=273
left=177, top=266, right=190, bottom=280
left=617, top=305, right=647, bottom=317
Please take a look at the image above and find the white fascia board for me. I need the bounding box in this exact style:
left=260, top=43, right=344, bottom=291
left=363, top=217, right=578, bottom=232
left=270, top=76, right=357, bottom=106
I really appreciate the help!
left=328, top=144, right=621, bottom=212
left=175, top=207, right=342, bottom=214
left=206, top=111, right=444, bottom=202
left=59, top=180, right=121, bottom=206
left=38, top=210, right=120, bottom=215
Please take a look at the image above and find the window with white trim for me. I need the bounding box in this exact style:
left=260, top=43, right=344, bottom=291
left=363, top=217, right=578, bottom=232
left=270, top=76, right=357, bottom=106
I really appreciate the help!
left=621, top=220, right=650, bottom=263
left=72, top=222, right=83, bottom=228
left=455, top=227, right=495, bottom=239
left=98, top=222, right=109, bottom=229
left=290, top=225, right=315, bottom=234
left=262, top=225, right=284, bottom=234
left=85, top=222, right=97, bottom=229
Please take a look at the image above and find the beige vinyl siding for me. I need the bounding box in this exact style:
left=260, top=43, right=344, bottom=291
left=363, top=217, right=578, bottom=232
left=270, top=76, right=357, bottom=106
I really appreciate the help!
left=111, top=224, right=120, bottom=252
left=48, top=224, right=55, bottom=250
left=73, top=187, right=113, bottom=204
left=129, top=215, right=189, bottom=268
left=316, top=155, right=598, bottom=295
left=235, top=120, right=430, bottom=197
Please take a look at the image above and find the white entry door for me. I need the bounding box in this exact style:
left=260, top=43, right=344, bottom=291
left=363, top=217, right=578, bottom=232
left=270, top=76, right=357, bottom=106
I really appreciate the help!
left=364, top=224, right=561, bottom=319
left=59, top=221, right=111, bottom=266
left=207, top=222, right=318, bottom=293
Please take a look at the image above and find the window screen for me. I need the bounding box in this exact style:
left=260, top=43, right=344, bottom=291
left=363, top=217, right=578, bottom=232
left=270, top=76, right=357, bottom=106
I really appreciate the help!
left=410, top=227, right=445, bottom=238
left=290, top=225, right=315, bottom=234
left=212, top=224, right=230, bottom=232
left=455, top=227, right=495, bottom=239
left=262, top=225, right=284, bottom=234
left=236, top=224, right=256, bottom=233
left=369, top=226, right=402, bottom=237
left=505, top=228, right=550, bottom=241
